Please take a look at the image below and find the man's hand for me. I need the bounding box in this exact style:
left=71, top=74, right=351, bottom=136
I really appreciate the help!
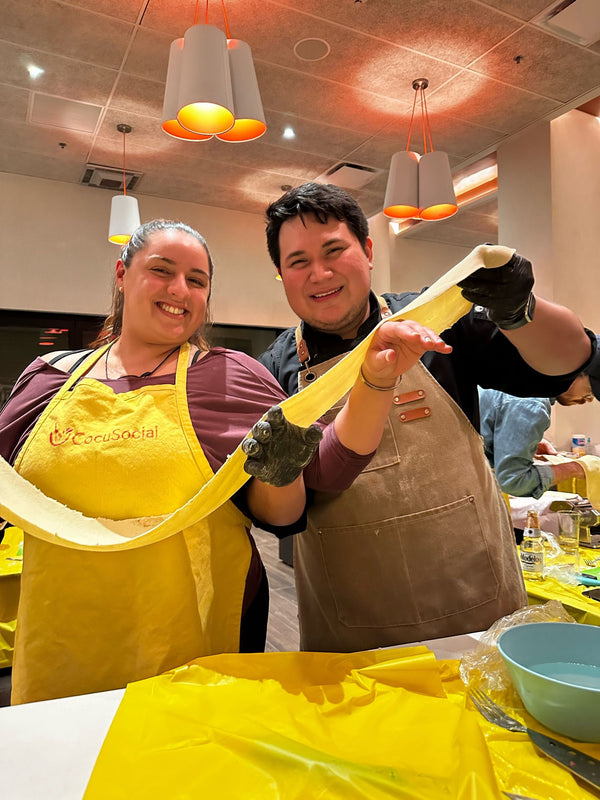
left=536, top=438, right=557, bottom=456
left=242, top=406, right=323, bottom=487
left=458, top=253, right=535, bottom=330
left=359, top=320, right=452, bottom=388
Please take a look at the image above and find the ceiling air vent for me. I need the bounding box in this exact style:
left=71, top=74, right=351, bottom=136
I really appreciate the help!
left=315, top=162, right=379, bottom=190
left=80, top=164, right=142, bottom=192
left=532, top=0, right=600, bottom=46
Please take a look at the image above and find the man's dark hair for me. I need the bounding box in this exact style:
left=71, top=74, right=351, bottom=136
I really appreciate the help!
left=265, top=183, right=370, bottom=270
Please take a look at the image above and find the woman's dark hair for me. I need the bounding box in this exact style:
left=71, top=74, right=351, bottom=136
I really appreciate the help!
left=265, top=183, right=370, bottom=271
left=92, top=219, right=214, bottom=350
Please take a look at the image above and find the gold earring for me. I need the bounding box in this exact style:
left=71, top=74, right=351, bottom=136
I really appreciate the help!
left=118, top=286, right=123, bottom=294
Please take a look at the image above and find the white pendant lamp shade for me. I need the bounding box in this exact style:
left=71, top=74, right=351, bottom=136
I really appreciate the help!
left=418, top=151, right=458, bottom=220
left=177, top=24, right=234, bottom=135
left=108, top=194, right=141, bottom=245
left=217, top=39, right=266, bottom=142
left=162, top=38, right=212, bottom=141
left=383, top=151, right=420, bottom=219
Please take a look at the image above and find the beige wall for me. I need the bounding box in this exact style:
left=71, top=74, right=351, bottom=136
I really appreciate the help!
left=4, top=159, right=599, bottom=452
left=0, top=172, right=298, bottom=328
left=389, top=236, right=471, bottom=292
left=498, top=110, right=600, bottom=451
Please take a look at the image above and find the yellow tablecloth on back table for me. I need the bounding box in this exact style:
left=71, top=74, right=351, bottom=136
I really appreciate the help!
left=524, top=567, right=600, bottom=626
left=0, top=526, right=22, bottom=668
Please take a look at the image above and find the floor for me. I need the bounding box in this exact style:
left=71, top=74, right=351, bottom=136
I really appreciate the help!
left=252, top=527, right=300, bottom=653
left=0, top=528, right=299, bottom=707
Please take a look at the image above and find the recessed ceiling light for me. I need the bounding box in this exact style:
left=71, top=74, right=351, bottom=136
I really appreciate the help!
left=27, top=65, right=44, bottom=79
left=282, top=126, right=295, bottom=140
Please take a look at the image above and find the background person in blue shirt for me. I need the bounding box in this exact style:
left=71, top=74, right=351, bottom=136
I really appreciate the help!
left=479, top=343, right=600, bottom=501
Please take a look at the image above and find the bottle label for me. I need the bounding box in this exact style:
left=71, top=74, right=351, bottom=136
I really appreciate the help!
left=521, top=551, right=543, bottom=573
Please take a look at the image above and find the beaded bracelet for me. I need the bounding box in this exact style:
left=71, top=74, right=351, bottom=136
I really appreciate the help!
left=359, top=366, right=403, bottom=392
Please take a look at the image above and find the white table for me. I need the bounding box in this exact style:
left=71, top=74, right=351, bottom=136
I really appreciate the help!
left=0, top=633, right=481, bottom=800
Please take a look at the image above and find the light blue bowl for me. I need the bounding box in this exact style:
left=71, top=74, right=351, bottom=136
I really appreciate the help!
left=497, top=622, right=600, bottom=742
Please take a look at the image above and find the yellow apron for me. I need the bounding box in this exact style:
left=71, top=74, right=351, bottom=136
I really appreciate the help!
left=11, top=344, right=252, bottom=704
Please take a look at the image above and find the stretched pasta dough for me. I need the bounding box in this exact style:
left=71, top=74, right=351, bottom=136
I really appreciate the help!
left=0, top=244, right=515, bottom=550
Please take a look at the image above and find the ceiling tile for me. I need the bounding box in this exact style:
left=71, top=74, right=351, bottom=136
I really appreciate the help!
left=471, top=26, right=600, bottom=102
left=268, top=0, right=520, bottom=66
left=122, top=27, right=172, bottom=84
left=255, top=61, right=410, bottom=135
left=0, top=146, right=87, bottom=183
left=109, top=73, right=164, bottom=118
left=0, top=118, right=93, bottom=159
left=261, top=111, right=370, bottom=160
left=0, top=40, right=117, bottom=105
left=427, top=71, right=561, bottom=132
left=478, top=0, right=552, bottom=20
left=3, top=0, right=135, bottom=70
left=216, top=2, right=460, bottom=103
left=0, top=84, right=30, bottom=121
left=65, top=0, right=144, bottom=23
left=140, top=0, right=201, bottom=38
left=30, top=94, right=102, bottom=134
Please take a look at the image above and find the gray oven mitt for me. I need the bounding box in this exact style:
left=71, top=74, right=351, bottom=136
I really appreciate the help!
left=242, top=405, right=323, bottom=487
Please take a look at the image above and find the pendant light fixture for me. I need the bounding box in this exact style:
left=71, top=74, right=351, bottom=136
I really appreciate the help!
left=108, top=124, right=141, bottom=245
left=161, top=0, right=266, bottom=143
left=383, top=79, right=457, bottom=221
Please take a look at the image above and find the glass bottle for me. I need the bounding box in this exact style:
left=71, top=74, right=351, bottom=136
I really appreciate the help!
left=520, top=508, right=544, bottom=581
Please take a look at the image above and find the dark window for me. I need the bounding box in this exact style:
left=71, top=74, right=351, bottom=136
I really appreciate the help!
left=0, top=309, right=284, bottom=404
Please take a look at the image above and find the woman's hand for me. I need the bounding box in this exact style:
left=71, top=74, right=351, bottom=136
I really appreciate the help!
left=359, top=320, right=452, bottom=389
left=242, top=405, right=323, bottom=487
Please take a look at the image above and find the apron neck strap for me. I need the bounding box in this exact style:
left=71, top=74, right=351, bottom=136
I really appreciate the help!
left=294, top=295, right=392, bottom=367
left=62, top=341, right=191, bottom=392
left=61, top=343, right=112, bottom=392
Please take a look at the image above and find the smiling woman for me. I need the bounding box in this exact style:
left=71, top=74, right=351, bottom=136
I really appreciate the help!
left=0, top=219, right=330, bottom=704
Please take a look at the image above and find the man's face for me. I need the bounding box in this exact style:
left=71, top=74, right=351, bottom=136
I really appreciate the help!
left=556, top=374, right=595, bottom=406
left=278, top=214, right=373, bottom=339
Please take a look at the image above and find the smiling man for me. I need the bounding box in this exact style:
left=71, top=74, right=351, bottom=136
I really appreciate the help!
left=259, top=182, right=596, bottom=653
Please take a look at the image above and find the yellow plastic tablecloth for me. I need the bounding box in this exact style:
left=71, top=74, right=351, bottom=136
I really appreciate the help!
left=83, top=647, right=600, bottom=800
left=525, top=572, right=600, bottom=626
left=0, top=526, right=22, bottom=668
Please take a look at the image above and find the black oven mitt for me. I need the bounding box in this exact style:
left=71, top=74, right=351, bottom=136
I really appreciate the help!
left=458, top=253, right=535, bottom=330
left=242, top=405, right=323, bottom=487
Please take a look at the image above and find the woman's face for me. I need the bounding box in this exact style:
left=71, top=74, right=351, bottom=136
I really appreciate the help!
left=116, top=229, right=211, bottom=348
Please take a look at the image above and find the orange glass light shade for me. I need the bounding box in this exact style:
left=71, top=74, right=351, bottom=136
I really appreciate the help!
left=418, top=151, right=457, bottom=220
left=217, top=118, right=266, bottom=141
left=420, top=203, right=458, bottom=220
left=383, top=151, right=419, bottom=219
left=161, top=38, right=212, bottom=141
left=216, top=39, right=266, bottom=142
left=162, top=118, right=212, bottom=140
left=177, top=25, right=234, bottom=136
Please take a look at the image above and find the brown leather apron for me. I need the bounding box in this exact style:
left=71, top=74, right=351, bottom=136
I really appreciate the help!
left=294, top=315, right=527, bottom=652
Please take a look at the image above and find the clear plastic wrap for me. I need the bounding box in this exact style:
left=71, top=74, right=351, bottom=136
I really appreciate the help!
left=459, top=600, right=575, bottom=698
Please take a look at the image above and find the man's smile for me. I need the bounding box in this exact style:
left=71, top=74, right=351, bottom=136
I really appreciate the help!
left=311, top=287, right=342, bottom=301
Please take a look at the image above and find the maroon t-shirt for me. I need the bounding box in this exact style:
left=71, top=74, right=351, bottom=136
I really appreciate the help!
left=0, top=347, right=373, bottom=616
left=0, top=347, right=371, bottom=490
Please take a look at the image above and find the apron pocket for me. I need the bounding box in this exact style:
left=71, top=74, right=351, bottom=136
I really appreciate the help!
left=316, top=495, right=500, bottom=628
